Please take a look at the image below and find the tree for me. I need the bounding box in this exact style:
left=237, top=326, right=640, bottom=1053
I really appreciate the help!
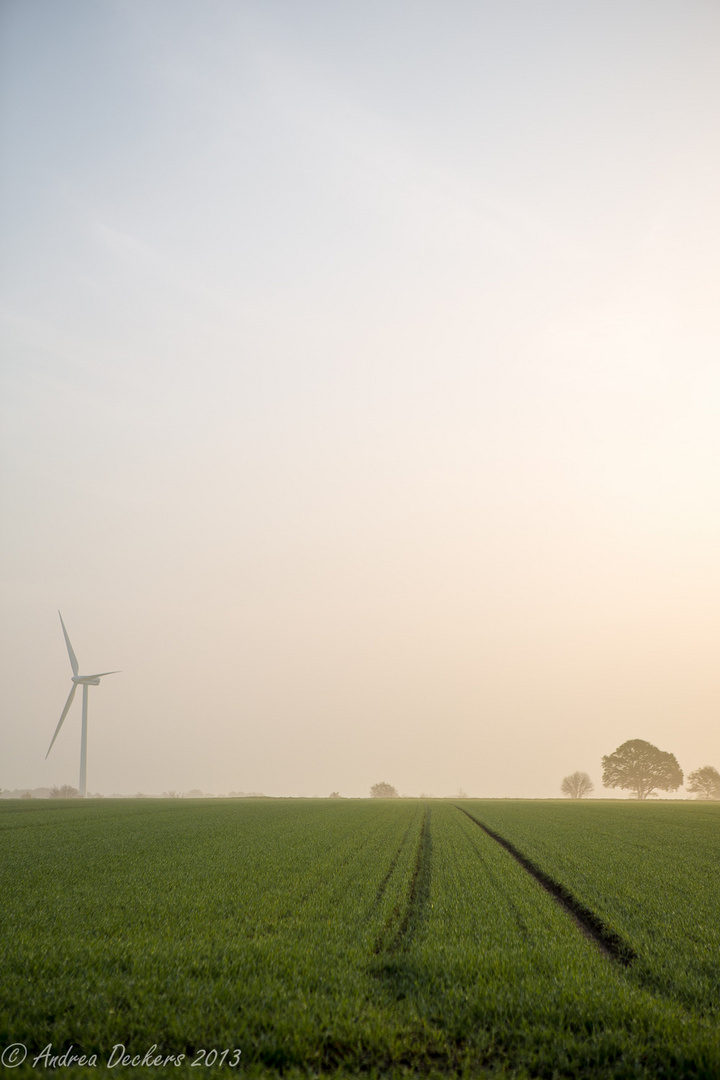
left=601, top=739, right=683, bottom=800
left=687, top=766, right=720, bottom=800
left=49, top=785, right=80, bottom=798
left=328, top=791, right=342, bottom=799
left=560, top=771, right=594, bottom=799
left=370, top=782, right=399, bottom=798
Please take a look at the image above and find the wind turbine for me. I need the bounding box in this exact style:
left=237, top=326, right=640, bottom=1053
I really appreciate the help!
left=46, top=612, right=119, bottom=797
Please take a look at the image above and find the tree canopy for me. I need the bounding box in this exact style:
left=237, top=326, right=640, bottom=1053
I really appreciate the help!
left=370, top=782, right=399, bottom=798
left=687, top=765, right=720, bottom=800
left=601, top=739, right=683, bottom=800
left=560, top=771, right=594, bottom=799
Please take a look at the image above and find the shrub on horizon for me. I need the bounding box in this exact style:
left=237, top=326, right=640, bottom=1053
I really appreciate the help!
left=370, top=782, right=399, bottom=798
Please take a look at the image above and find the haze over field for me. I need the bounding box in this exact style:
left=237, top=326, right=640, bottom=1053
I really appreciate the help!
left=2, top=1, right=719, bottom=798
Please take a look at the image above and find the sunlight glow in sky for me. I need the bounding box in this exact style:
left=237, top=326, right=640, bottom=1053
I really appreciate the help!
left=2, top=0, right=719, bottom=797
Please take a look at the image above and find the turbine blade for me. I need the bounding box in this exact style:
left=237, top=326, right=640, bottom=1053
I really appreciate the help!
left=58, top=611, right=79, bottom=676
left=84, top=670, right=121, bottom=679
left=46, top=684, right=77, bottom=758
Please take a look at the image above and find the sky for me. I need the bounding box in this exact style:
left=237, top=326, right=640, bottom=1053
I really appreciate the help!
left=2, top=0, right=719, bottom=798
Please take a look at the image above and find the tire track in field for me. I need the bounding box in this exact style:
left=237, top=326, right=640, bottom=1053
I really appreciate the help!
left=456, top=807, right=637, bottom=966
left=366, top=809, right=421, bottom=920
left=373, top=807, right=432, bottom=955
left=454, top=813, right=531, bottom=940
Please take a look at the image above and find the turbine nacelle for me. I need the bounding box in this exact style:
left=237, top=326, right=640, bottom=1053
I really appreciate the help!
left=72, top=672, right=119, bottom=686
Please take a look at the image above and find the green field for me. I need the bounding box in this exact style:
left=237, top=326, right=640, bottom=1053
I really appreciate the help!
left=1, top=799, right=719, bottom=1078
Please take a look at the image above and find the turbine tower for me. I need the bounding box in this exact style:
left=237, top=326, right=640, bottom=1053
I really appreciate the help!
left=46, top=612, right=119, bottom=797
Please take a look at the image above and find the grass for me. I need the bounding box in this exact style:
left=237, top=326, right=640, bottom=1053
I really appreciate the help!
left=1, top=798, right=719, bottom=1077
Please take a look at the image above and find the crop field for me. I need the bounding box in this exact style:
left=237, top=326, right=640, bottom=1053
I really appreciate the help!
left=1, top=799, right=719, bottom=1078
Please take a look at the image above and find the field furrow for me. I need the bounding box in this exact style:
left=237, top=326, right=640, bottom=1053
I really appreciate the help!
left=372, top=807, right=431, bottom=956
left=456, top=805, right=637, bottom=965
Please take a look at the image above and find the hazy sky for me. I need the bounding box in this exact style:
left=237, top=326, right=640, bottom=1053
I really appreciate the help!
left=2, top=0, right=719, bottom=797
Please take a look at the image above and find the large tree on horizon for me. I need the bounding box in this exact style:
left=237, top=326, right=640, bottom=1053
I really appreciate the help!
left=601, top=739, right=683, bottom=800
